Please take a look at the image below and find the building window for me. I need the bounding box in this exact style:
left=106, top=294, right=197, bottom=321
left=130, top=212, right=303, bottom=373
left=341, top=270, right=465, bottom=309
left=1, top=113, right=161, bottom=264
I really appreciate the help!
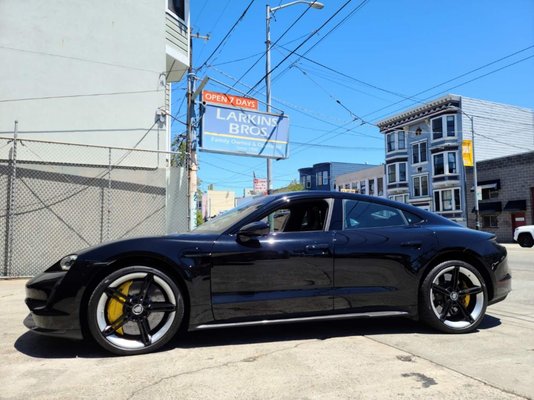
left=360, top=180, right=366, bottom=195
left=433, top=151, right=457, bottom=176
left=398, top=131, right=406, bottom=150
left=482, top=215, right=498, bottom=228
left=432, top=115, right=456, bottom=140
left=482, top=187, right=499, bottom=200
left=369, top=179, right=375, bottom=196
left=446, top=115, right=456, bottom=137
left=432, top=117, right=443, bottom=140
left=323, top=171, right=329, bottom=187
left=412, top=141, right=427, bottom=164
left=377, top=177, right=384, bottom=196
left=316, top=172, right=322, bottom=186
left=167, top=0, right=185, bottom=20
left=413, top=175, right=429, bottom=197
left=434, top=188, right=461, bottom=212
left=386, top=131, right=406, bottom=153
left=306, top=176, right=311, bottom=189
left=387, top=162, right=407, bottom=184
left=390, top=194, right=408, bottom=203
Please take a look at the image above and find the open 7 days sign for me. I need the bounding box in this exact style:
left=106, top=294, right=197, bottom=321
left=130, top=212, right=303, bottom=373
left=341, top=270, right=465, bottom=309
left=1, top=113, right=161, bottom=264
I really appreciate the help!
left=200, top=104, right=289, bottom=159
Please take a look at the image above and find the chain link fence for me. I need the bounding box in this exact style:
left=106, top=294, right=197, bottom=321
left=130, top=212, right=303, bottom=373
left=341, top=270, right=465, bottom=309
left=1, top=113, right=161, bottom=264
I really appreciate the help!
left=0, top=136, right=187, bottom=277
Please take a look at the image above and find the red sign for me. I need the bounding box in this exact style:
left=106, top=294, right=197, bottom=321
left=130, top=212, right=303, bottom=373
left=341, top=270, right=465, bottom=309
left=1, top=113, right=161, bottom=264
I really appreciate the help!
left=203, top=90, right=259, bottom=111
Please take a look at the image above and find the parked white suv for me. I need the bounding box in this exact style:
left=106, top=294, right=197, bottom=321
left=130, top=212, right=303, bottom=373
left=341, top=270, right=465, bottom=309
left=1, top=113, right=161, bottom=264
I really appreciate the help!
left=514, top=225, right=534, bottom=248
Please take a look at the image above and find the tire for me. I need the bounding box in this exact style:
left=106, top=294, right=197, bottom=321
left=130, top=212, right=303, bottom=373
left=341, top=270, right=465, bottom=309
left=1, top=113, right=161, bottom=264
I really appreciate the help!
left=420, top=260, right=487, bottom=334
left=87, top=266, right=184, bottom=355
left=517, top=233, right=534, bottom=248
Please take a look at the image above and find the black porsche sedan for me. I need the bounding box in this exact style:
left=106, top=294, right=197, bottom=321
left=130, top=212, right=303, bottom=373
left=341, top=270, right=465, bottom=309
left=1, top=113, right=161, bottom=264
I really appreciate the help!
left=24, top=191, right=511, bottom=355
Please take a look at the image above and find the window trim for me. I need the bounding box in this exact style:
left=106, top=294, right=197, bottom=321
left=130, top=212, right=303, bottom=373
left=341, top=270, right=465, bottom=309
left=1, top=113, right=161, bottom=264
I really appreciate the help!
left=432, top=151, right=458, bottom=177
left=386, top=130, right=406, bottom=153
left=411, top=140, right=428, bottom=165
left=431, top=114, right=457, bottom=142
left=433, top=187, right=462, bottom=213
left=412, top=174, right=429, bottom=198
left=387, top=162, right=408, bottom=184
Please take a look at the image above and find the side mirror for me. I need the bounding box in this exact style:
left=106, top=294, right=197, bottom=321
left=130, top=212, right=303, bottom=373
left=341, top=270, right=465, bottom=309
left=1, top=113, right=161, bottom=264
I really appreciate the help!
left=237, top=221, right=270, bottom=243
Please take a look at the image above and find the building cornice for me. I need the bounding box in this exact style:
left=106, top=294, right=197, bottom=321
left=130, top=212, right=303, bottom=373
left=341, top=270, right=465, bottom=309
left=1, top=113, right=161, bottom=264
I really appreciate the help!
left=377, top=95, right=461, bottom=132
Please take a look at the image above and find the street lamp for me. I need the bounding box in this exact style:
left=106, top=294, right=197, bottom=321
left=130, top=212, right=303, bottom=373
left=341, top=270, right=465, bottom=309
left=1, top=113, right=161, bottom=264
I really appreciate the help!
left=265, top=1, right=324, bottom=193
left=449, top=106, right=480, bottom=230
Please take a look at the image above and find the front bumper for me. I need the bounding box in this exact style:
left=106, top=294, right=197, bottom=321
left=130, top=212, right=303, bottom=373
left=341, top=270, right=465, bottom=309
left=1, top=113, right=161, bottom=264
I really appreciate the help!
left=24, top=269, right=84, bottom=340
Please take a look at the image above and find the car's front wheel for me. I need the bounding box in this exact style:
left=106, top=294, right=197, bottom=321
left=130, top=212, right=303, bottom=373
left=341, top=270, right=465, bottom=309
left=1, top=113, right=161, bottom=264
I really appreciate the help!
left=420, top=260, right=487, bottom=333
left=87, top=266, right=184, bottom=355
left=517, top=233, right=534, bottom=248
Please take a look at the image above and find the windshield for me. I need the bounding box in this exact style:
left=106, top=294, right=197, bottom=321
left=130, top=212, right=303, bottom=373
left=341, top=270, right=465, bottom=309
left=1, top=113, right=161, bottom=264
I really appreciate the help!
left=193, top=197, right=267, bottom=234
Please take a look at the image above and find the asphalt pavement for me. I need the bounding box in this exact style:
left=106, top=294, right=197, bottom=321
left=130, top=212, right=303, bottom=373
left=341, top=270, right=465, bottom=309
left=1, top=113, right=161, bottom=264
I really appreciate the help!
left=0, top=243, right=533, bottom=400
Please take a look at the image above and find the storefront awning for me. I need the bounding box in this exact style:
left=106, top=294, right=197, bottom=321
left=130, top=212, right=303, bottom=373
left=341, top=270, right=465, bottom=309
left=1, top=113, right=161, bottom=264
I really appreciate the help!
left=472, top=202, right=502, bottom=214
left=503, top=200, right=526, bottom=212
left=470, top=179, right=500, bottom=191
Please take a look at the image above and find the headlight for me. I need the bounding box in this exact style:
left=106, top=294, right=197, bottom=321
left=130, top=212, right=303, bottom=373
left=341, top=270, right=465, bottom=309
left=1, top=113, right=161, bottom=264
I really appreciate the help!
left=59, top=255, right=78, bottom=271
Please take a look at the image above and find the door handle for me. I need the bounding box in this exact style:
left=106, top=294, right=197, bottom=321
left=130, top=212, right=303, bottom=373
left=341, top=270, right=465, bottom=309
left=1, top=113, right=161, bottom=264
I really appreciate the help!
left=400, top=240, right=422, bottom=249
left=305, top=243, right=330, bottom=255
left=306, top=243, right=329, bottom=250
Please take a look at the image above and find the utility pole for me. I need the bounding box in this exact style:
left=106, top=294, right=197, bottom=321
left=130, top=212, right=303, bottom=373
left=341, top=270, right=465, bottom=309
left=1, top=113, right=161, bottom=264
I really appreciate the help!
left=470, top=115, right=480, bottom=230
left=265, top=1, right=324, bottom=194
left=186, top=31, right=209, bottom=231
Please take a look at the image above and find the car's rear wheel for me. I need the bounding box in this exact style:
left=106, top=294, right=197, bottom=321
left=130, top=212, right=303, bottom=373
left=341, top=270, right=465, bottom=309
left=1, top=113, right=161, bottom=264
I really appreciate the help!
left=420, top=260, right=487, bottom=333
left=517, top=233, right=534, bottom=248
left=87, top=266, right=184, bottom=355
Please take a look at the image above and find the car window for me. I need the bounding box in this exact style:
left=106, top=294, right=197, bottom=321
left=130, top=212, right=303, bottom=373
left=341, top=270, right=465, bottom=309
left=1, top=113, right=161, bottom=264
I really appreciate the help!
left=403, top=210, right=424, bottom=224
left=343, top=199, right=407, bottom=229
left=261, top=200, right=329, bottom=232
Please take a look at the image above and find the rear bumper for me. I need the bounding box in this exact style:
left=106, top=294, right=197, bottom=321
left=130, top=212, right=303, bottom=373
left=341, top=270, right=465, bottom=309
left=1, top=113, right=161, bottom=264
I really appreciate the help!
left=488, top=250, right=511, bottom=306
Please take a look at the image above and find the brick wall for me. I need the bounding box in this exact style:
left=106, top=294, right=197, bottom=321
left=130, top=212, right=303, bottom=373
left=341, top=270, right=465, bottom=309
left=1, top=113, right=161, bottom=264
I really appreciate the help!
left=465, top=151, right=534, bottom=242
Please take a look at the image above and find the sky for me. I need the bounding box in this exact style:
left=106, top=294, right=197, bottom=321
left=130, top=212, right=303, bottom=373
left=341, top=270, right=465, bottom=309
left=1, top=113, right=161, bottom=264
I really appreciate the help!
left=171, top=0, right=534, bottom=195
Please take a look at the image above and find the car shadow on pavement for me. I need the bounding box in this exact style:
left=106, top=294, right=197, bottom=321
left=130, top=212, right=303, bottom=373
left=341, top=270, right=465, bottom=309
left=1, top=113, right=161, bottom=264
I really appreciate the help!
left=14, top=314, right=501, bottom=359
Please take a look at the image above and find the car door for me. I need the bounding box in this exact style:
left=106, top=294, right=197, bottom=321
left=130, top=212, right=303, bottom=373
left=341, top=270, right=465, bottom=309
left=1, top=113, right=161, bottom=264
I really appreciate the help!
left=210, top=198, right=335, bottom=321
left=333, top=198, right=438, bottom=312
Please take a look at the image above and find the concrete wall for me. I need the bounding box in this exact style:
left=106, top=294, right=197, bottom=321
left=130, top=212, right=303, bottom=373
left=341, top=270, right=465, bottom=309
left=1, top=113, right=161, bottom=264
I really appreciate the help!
left=0, top=0, right=187, bottom=158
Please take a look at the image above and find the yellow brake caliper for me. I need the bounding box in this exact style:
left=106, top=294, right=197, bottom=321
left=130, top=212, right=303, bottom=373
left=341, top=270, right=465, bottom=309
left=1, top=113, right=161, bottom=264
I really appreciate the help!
left=460, top=281, right=470, bottom=308
left=106, top=281, right=133, bottom=335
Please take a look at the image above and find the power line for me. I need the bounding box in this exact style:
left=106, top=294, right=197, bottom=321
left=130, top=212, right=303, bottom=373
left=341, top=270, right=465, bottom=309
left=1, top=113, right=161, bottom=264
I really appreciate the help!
left=245, top=0, right=354, bottom=96
left=0, top=45, right=162, bottom=75
left=197, top=0, right=256, bottom=71
left=265, top=0, right=371, bottom=91
left=0, top=89, right=162, bottom=103
left=364, top=44, right=534, bottom=121
left=224, top=5, right=316, bottom=95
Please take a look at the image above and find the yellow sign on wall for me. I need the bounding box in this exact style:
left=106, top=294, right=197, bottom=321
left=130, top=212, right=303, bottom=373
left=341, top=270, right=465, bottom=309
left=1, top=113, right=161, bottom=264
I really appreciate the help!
left=462, top=140, right=473, bottom=167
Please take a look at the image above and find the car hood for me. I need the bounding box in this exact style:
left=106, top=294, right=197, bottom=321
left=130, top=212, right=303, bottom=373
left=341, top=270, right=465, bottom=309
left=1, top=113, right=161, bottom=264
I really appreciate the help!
left=75, top=232, right=221, bottom=262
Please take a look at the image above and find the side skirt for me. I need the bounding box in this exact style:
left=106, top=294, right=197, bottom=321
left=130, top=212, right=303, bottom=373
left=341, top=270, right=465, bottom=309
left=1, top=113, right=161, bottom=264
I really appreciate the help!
left=192, top=310, right=409, bottom=331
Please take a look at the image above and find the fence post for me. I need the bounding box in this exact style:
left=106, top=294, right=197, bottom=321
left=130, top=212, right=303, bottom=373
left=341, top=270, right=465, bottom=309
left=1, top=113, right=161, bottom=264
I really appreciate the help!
left=4, top=121, right=18, bottom=276
left=107, top=147, right=112, bottom=242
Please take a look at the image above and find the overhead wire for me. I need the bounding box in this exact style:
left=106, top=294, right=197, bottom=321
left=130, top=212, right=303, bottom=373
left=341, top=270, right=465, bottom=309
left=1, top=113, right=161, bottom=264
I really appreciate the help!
left=197, top=0, right=256, bottom=71
left=245, top=0, right=355, bottom=96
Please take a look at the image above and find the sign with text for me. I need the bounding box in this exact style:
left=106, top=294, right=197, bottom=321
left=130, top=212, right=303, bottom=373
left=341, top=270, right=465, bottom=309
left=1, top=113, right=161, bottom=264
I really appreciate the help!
left=462, top=139, right=473, bottom=167
left=203, top=90, right=258, bottom=111
left=200, top=104, right=290, bottom=159
left=253, top=178, right=268, bottom=194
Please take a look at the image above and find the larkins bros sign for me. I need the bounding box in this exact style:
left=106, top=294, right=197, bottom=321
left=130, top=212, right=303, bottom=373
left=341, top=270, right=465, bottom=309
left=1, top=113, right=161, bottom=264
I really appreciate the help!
left=200, top=97, right=289, bottom=159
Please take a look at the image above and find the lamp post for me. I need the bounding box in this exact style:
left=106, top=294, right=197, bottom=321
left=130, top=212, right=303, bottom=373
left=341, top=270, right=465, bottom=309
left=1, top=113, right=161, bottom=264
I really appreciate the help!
left=265, top=1, right=324, bottom=193
left=450, top=106, right=479, bottom=230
